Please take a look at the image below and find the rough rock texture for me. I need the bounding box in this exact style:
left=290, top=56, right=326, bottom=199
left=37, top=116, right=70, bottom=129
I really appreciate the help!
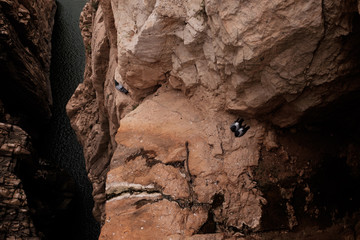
left=0, top=0, right=56, bottom=129
left=110, top=0, right=360, bottom=127
left=0, top=101, right=81, bottom=239
left=0, top=122, right=39, bottom=239
left=67, top=1, right=117, bottom=222
left=67, top=0, right=360, bottom=239
left=0, top=0, right=56, bottom=237
left=0, top=1, right=83, bottom=238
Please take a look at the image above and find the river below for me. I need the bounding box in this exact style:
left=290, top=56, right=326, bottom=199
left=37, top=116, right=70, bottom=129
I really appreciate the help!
left=41, top=0, right=100, bottom=239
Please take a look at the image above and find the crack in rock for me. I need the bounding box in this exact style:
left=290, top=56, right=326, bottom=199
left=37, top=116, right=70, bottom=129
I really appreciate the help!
left=105, top=181, right=156, bottom=199
left=105, top=180, right=210, bottom=209
left=108, top=192, right=162, bottom=203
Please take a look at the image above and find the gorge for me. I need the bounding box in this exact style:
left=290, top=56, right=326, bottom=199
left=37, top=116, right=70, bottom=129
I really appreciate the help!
left=1, top=0, right=99, bottom=239
left=41, top=0, right=100, bottom=238
left=1, top=0, right=360, bottom=239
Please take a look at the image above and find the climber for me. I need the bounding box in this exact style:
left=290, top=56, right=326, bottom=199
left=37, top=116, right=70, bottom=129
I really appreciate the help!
left=230, top=118, right=250, bottom=137
left=235, top=125, right=250, bottom=137
left=114, top=79, right=129, bottom=94
left=230, top=118, right=244, bottom=132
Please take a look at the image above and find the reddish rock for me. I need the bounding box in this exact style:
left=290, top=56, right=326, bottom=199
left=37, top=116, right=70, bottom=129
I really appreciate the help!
left=67, top=0, right=360, bottom=239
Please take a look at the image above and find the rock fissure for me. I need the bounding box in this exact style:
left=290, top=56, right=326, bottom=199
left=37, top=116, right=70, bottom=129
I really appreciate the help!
left=65, top=0, right=360, bottom=238
left=165, top=160, right=184, bottom=168
left=123, top=147, right=186, bottom=170
left=106, top=184, right=210, bottom=210
left=106, top=187, right=160, bottom=201
left=124, top=148, right=155, bottom=163
left=184, top=141, right=196, bottom=205
left=197, top=193, right=225, bottom=234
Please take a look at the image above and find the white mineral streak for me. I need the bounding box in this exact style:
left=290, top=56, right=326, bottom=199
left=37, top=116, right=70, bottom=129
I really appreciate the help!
left=108, top=192, right=162, bottom=202
left=105, top=182, right=155, bottom=195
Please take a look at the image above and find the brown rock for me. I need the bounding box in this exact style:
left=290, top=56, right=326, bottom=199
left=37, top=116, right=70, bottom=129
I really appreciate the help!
left=100, top=87, right=266, bottom=237
left=67, top=2, right=136, bottom=222
left=0, top=123, right=39, bottom=239
left=100, top=199, right=208, bottom=240
left=0, top=0, right=56, bottom=124
left=67, top=0, right=360, bottom=238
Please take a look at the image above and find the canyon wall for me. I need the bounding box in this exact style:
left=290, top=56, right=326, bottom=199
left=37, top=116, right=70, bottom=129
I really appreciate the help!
left=0, top=122, right=39, bottom=239
left=0, top=0, right=56, bottom=129
left=67, top=0, right=360, bottom=239
left=0, top=0, right=77, bottom=238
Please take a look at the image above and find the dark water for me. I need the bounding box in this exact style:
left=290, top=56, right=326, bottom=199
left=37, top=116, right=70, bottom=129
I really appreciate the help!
left=41, top=0, right=100, bottom=239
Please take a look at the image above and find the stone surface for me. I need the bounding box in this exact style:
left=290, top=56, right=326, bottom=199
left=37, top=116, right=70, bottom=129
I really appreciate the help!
left=0, top=117, right=79, bottom=239
left=67, top=0, right=360, bottom=239
left=0, top=122, right=39, bottom=239
left=0, top=1, right=86, bottom=238
left=0, top=0, right=56, bottom=127
left=67, top=1, right=135, bottom=222
left=101, top=89, right=265, bottom=238
left=0, top=1, right=58, bottom=237
left=113, top=0, right=359, bottom=126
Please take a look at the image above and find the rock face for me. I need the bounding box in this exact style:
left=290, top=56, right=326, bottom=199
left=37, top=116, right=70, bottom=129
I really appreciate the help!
left=0, top=0, right=56, bottom=128
left=0, top=1, right=55, bottom=237
left=67, top=0, right=360, bottom=239
left=0, top=101, right=81, bottom=239
left=0, top=1, right=83, bottom=238
left=0, top=122, right=39, bottom=239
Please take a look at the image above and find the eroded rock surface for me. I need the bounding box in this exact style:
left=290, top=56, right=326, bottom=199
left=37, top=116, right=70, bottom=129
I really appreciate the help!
left=0, top=1, right=88, bottom=238
left=0, top=0, right=56, bottom=127
left=0, top=122, right=39, bottom=239
left=100, top=88, right=267, bottom=239
left=67, top=0, right=360, bottom=239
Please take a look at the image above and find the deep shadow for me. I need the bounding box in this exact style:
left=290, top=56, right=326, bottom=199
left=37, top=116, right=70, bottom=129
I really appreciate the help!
left=197, top=193, right=225, bottom=234
left=255, top=85, right=360, bottom=234
left=35, top=1, right=100, bottom=239
left=308, top=155, right=360, bottom=228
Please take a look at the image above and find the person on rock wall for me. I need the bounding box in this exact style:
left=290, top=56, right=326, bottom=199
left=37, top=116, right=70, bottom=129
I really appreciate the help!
left=230, top=118, right=250, bottom=137
left=114, top=79, right=129, bottom=94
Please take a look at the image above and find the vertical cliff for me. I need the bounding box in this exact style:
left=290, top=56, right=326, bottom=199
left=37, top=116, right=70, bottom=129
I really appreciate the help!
left=67, top=0, right=360, bottom=239
left=0, top=0, right=83, bottom=239
left=0, top=0, right=57, bottom=238
left=0, top=0, right=56, bottom=130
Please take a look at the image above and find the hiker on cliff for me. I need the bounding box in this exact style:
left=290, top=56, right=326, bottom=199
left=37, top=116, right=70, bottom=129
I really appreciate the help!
left=230, top=118, right=250, bottom=137
left=114, top=79, right=129, bottom=94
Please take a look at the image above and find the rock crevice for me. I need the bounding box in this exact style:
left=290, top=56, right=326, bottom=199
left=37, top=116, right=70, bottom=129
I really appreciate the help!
left=67, top=0, right=360, bottom=239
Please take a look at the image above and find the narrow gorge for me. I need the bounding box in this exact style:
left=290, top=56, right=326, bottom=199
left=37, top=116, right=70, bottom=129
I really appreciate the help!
left=1, top=0, right=99, bottom=239
left=1, top=0, right=360, bottom=239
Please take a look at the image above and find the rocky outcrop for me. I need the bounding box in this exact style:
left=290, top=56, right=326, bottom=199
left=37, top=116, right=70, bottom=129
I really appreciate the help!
left=0, top=122, right=39, bottom=239
left=101, top=89, right=267, bottom=238
left=110, top=0, right=360, bottom=127
left=0, top=0, right=56, bottom=129
left=67, top=0, right=360, bottom=239
left=0, top=1, right=84, bottom=238
left=0, top=117, right=79, bottom=239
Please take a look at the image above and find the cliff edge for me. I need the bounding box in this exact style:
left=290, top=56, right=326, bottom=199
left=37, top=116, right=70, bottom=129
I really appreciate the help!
left=67, top=0, right=360, bottom=239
